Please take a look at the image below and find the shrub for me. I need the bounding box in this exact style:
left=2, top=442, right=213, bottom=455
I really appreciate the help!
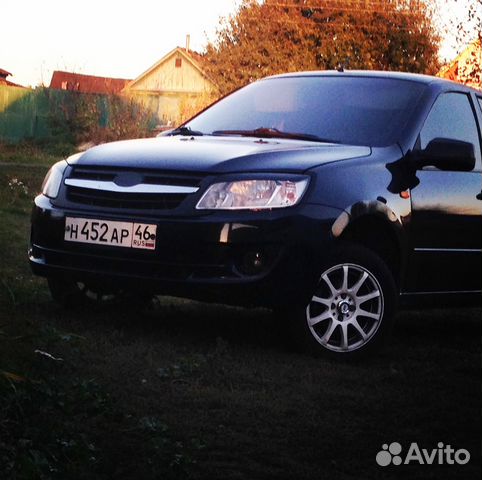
left=49, top=92, right=157, bottom=146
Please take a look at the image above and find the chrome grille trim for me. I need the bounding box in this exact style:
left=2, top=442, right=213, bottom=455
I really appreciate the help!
left=64, top=178, right=199, bottom=194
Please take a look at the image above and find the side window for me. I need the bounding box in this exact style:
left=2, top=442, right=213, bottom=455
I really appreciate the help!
left=420, top=92, right=481, bottom=169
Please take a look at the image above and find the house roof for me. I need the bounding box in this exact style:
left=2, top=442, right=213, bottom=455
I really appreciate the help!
left=437, top=38, right=481, bottom=83
left=124, top=47, right=214, bottom=91
left=0, top=68, right=25, bottom=88
left=0, top=79, right=25, bottom=88
left=49, top=71, right=131, bottom=94
left=179, top=48, right=208, bottom=69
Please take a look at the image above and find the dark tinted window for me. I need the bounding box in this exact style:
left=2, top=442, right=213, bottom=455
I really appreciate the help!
left=420, top=92, right=481, bottom=167
left=187, top=77, right=427, bottom=147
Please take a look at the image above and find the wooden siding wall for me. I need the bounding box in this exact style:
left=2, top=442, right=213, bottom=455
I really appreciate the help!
left=129, top=53, right=212, bottom=94
left=125, top=92, right=182, bottom=125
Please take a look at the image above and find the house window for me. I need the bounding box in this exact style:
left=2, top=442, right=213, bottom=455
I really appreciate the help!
left=175, top=58, right=182, bottom=68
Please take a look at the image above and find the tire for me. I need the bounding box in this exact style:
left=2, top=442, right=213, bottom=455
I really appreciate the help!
left=47, top=277, right=154, bottom=311
left=285, top=243, right=398, bottom=359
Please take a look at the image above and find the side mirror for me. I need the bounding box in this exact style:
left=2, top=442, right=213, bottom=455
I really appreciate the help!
left=412, top=138, right=476, bottom=172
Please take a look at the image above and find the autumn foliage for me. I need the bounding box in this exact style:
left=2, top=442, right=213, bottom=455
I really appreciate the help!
left=204, top=0, right=440, bottom=95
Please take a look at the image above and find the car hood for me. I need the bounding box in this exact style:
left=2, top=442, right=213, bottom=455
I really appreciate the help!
left=68, top=136, right=371, bottom=173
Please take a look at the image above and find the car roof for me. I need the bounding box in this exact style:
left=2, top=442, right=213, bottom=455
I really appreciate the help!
left=266, top=70, right=478, bottom=93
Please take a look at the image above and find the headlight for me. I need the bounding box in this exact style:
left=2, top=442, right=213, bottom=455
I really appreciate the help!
left=41, top=160, right=68, bottom=199
left=196, top=177, right=309, bottom=210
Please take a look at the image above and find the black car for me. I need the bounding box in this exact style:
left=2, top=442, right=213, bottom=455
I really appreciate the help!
left=29, top=71, right=482, bottom=357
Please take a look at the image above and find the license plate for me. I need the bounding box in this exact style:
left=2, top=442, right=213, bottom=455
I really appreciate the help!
left=64, top=217, right=157, bottom=250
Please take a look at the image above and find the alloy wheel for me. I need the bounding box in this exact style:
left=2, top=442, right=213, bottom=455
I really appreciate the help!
left=306, top=263, right=384, bottom=353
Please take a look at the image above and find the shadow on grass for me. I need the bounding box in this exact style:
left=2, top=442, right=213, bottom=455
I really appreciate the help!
left=37, top=295, right=481, bottom=360
left=7, top=295, right=480, bottom=480
left=392, top=307, right=481, bottom=350
left=46, top=297, right=284, bottom=352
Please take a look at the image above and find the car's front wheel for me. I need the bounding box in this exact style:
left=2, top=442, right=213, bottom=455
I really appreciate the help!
left=286, top=243, right=397, bottom=358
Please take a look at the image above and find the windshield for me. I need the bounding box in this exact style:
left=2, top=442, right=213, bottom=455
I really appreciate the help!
left=186, top=76, right=427, bottom=147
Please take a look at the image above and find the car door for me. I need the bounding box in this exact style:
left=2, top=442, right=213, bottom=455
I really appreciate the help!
left=406, top=91, right=482, bottom=293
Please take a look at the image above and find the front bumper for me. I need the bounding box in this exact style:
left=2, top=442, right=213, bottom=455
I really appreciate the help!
left=29, top=195, right=342, bottom=308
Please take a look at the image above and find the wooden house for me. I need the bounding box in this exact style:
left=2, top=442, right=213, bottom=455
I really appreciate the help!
left=123, top=38, right=215, bottom=125
left=50, top=71, right=131, bottom=95
left=0, top=68, right=25, bottom=88
left=438, top=39, right=481, bottom=90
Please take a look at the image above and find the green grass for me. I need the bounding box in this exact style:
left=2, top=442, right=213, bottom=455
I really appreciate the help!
left=0, top=141, right=75, bottom=166
left=0, top=146, right=480, bottom=479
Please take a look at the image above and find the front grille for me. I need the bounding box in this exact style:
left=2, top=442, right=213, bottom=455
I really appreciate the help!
left=65, top=166, right=203, bottom=211
left=66, top=186, right=188, bottom=210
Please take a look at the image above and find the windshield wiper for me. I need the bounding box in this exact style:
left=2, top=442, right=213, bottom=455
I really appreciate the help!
left=211, top=127, right=339, bottom=143
left=168, top=126, right=204, bottom=136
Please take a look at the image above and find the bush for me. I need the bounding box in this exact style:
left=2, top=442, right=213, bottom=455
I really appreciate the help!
left=49, top=93, right=157, bottom=146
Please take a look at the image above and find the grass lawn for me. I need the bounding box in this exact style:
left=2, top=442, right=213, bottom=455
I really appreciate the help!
left=0, top=145, right=480, bottom=479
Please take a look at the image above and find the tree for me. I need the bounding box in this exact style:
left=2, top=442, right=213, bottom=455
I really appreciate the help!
left=450, top=0, right=481, bottom=46
left=438, top=0, right=481, bottom=88
left=204, top=0, right=441, bottom=95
